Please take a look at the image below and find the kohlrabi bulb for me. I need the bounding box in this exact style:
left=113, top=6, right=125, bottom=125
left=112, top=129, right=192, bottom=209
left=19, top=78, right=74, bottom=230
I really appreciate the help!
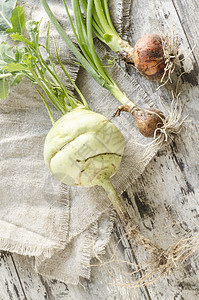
left=44, top=108, right=125, bottom=187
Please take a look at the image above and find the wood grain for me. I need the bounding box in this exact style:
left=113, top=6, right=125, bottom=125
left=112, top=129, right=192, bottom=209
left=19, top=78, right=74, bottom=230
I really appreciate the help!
left=1, top=0, right=199, bottom=299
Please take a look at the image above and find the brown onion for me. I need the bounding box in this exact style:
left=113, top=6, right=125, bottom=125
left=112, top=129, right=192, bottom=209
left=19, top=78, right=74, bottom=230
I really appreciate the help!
left=131, top=107, right=165, bottom=137
left=120, top=34, right=166, bottom=81
left=114, top=105, right=165, bottom=138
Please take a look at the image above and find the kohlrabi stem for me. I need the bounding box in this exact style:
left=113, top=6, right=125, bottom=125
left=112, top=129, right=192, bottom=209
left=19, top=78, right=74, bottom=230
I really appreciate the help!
left=53, top=37, right=89, bottom=110
left=35, top=87, right=55, bottom=125
left=101, top=180, right=162, bottom=255
left=3, top=12, right=91, bottom=119
left=100, top=180, right=128, bottom=221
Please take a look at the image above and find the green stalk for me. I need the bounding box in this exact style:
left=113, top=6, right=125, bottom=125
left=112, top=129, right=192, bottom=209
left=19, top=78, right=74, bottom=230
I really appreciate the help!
left=80, top=0, right=106, bottom=40
left=35, top=87, right=55, bottom=125
left=87, top=0, right=113, bottom=86
left=41, top=0, right=105, bottom=86
left=100, top=180, right=161, bottom=254
left=106, top=85, right=134, bottom=106
left=40, top=0, right=136, bottom=107
left=53, top=37, right=89, bottom=109
left=101, top=0, right=117, bottom=33
left=100, top=180, right=128, bottom=221
left=90, top=0, right=123, bottom=52
left=93, top=0, right=113, bottom=35
left=24, top=44, right=67, bottom=114
left=72, top=0, right=88, bottom=48
left=31, top=60, right=66, bottom=114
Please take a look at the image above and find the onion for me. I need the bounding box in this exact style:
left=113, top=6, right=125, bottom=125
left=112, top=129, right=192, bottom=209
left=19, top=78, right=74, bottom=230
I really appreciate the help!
left=121, top=34, right=166, bottom=81
left=114, top=105, right=165, bottom=138
left=76, top=0, right=179, bottom=83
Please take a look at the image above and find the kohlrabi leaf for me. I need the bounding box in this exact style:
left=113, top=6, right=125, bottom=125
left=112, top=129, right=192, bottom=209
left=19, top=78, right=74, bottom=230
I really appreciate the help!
left=22, top=53, right=32, bottom=68
left=0, top=0, right=17, bottom=35
left=10, top=32, right=34, bottom=48
left=10, top=72, right=24, bottom=86
left=26, top=20, right=39, bottom=45
left=0, top=42, right=15, bottom=68
left=0, top=78, right=9, bottom=99
left=6, top=6, right=25, bottom=35
left=2, top=62, right=28, bottom=72
left=15, top=47, right=27, bottom=63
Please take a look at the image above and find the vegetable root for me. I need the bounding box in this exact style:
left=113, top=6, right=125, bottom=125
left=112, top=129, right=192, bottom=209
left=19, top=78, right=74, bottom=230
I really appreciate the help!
left=119, top=34, right=166, bottom=81
left=92, top=231, right=199, bottom=289
left=44, top=109, right=163, bottom=256
left=113, top=105, right=165, bottom=138
left=101, top=180, right=163, bottom=256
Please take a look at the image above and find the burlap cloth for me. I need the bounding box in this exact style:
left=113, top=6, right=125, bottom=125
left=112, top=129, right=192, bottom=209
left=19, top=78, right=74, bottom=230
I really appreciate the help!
left=0, top=0, right=169, bottom=284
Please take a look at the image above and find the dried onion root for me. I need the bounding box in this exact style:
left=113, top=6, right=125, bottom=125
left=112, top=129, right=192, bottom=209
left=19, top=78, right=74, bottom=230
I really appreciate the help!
left=159, top=30, right=182, bottom=86
left=90, top=229, right=199, bottom=290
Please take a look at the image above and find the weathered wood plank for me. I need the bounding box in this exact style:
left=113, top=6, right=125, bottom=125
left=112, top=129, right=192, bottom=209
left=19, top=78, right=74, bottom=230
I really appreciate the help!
left=0, top=252, right=26, bottom=300
left=171, top=0, right=199, bottom=64
left=124, top=133, right=199, bottom=299
left=107, top=0, right=199, bottom=298
left=1, top=0, right=199, bottom=299
left=2, top=243, right=149, bottom=300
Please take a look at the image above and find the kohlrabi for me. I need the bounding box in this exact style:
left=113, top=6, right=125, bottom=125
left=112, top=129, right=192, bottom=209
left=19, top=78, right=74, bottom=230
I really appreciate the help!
left=1, top=6, right=162, bottom=255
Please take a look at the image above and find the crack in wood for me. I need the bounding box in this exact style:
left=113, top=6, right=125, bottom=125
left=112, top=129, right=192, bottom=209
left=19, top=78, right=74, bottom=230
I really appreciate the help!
left=171, top=0, right=199, bottom=67
left=39, top=275, right=55, bottom=300
left=114, top=223, right=153, bottom=300
left=10, top=255, right=27, bottom=300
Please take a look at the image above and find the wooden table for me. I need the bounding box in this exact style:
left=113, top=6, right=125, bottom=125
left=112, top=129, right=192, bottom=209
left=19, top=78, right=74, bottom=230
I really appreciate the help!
left=0, top=0, right=198, bottom=299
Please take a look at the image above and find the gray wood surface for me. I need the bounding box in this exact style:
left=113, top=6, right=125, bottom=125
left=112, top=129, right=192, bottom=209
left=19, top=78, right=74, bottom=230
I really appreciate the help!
left=0, top=0, right=199, bottom=299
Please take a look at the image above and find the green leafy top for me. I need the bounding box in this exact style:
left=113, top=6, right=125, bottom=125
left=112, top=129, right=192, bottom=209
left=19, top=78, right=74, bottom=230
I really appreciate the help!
left=0, top=6, right=89, bottom=124
left=0, top=0, right=17, bottom=35
left=6, top=5, right=25, bottom=34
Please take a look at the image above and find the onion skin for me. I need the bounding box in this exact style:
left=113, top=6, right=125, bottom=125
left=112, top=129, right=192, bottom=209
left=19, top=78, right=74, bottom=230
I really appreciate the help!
left=120, top=34, right=166, bottom=81
left=44, top=108, right=125, bottom=187
left=114, top=105, right=165, bottom=138
left=132, top=107, right=165, bottom=137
